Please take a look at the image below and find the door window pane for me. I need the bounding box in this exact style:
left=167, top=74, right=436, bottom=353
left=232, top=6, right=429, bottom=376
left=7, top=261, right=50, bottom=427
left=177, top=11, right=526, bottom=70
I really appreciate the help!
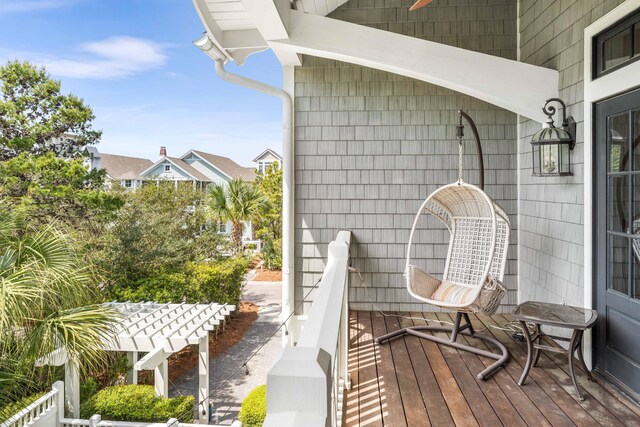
left=604, top=28, right=632, bottom=70
left=634, top=110, right=640, bottom=170
left=611, top=175, right=630, bottom=232
left=634, top=175, right=640, bottom=232
left=608, top=234, right=630, bottom=295
left=609, top=113, right=629, bottom=172
left=610, top=176, right=629, bottom=233
left=635, top=24, right=640, bottom=57
left=634, top=237, right=640, bottom=300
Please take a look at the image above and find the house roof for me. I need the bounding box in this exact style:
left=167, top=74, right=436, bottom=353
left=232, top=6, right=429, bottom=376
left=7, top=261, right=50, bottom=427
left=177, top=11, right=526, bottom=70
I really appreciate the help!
left=190, top=150, right=256, bottom=181
left=99, top=153, right=153, bottom=181
left=166, top=157, right=211, bottom=181
left=253, top=148, right=282, bottom=163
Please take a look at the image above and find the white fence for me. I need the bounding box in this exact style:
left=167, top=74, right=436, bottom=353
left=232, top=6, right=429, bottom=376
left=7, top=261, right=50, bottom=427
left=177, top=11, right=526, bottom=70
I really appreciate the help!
left=264, top=230, right=351, bottom=427
left=1, top=382, right=234, bottom=427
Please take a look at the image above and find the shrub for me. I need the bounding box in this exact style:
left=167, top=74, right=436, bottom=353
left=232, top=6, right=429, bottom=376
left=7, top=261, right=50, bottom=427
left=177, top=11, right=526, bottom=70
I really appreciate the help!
left=80, top=378, right=99, bottom=403
left=80, top=385, right=194, bottom=422
left=261, top=237, right=282, bottom=270
left=186, top=257, right=248, bottom=305
left=238, top=384, right=266, bottom=427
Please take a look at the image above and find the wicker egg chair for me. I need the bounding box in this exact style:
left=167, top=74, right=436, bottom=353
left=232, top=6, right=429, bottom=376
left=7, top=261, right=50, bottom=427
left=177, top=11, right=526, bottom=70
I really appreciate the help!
left=377, top=112, right=511, bottom=380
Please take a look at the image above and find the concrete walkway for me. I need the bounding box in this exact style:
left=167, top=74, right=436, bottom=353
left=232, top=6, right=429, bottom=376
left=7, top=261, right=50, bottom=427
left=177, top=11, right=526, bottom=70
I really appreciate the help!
left=170, top=280, right=282, bottom=425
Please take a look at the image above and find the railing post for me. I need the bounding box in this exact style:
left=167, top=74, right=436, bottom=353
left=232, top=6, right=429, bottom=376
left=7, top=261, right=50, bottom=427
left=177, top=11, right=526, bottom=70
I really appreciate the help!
left=89, top=414, right=101, bottom=427
left=52, top=380, right=65, bottom=425
left=264, top=231, right=351, bottom=427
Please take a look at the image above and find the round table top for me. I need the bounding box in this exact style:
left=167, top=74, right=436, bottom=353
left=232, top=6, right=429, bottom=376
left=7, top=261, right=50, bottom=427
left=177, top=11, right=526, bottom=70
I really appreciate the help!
left=512, top=301, right=597, bottom=329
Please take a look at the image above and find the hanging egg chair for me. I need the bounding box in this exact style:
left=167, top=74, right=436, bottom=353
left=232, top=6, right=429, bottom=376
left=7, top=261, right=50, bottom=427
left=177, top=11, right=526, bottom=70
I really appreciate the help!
left=377, top=111, right=511, bottom=380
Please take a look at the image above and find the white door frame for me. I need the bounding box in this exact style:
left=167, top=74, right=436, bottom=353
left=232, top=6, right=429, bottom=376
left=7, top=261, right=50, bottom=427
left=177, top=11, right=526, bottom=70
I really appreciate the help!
left=583, top=0, right=640, bottom=368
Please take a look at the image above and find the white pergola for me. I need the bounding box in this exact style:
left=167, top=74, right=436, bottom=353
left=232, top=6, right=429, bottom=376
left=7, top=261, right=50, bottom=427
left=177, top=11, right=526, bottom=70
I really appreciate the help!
left=37, top=301, right=234, bottom=422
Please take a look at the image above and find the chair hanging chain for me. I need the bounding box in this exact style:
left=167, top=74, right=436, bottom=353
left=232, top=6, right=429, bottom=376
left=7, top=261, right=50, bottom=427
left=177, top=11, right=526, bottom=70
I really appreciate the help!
left=457, top=114, right=464, bottom=183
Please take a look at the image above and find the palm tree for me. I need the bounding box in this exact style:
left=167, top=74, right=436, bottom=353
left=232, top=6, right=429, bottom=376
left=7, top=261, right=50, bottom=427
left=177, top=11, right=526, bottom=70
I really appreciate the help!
left=0, top=210, right=117, bottom=416
left=205, top=179, right=267, bottom=253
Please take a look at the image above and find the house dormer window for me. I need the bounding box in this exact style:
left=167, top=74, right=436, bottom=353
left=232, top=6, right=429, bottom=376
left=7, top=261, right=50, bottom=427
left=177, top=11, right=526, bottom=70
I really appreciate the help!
left=164, top=164, right=171, bottom=172
left=258, top=161, right=273, bottom=173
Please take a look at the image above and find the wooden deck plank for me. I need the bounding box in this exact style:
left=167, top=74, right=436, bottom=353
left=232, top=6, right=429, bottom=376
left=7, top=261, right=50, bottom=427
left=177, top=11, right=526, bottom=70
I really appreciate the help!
left=480, top=314, right=612, bottom=426
left=496, top=314, right=633, bottom=427
left=345, top=312, right=640, bottom=427
left=409, top=313, right=479, bottom=427
left=473, top=314, right=584, bottom=427
left=352, top=311, right=384, bottom=427
left=422, top=313, right=501, bottom=427
left=344, top=312, right=362, bottom=427
left=443, top=313, right=550, bottom=427
left=382, top=314, right=430, bottom=427
left=370, top=311, right=408, bottom=427
left=437, top=312, right=526, bottom=427
left=399, top=313, right=455, bottom=427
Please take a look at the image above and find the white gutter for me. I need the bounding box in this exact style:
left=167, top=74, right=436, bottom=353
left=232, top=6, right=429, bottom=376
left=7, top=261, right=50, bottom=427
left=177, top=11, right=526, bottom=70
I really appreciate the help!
left=194, top=35, right=295, bottom=346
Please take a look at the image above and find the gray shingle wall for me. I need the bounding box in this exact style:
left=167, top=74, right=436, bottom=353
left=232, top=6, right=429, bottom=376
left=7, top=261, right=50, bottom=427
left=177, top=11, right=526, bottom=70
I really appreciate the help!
left=518, top=0, right=626, bottom=306
left=294, top=0, right=519, bottom=312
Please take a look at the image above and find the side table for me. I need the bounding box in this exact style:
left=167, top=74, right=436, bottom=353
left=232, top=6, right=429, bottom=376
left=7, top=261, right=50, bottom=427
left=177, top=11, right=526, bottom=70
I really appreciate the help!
left=512, top=301, right=598, bottom=400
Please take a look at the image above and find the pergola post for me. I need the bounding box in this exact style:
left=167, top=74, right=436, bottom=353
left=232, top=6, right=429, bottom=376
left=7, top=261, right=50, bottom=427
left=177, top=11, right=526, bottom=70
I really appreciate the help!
left=198, top=333, right=210, bottom=423
left=127, top=351, right=138, bottom=384
left=64, top=360, right=80, bottom=418
left=154, top=360, right=169, bottom=397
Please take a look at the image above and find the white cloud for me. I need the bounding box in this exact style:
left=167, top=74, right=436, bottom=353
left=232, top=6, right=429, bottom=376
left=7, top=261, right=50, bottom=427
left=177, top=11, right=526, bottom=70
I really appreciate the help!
left=0, top=0, right=73, bottom=13
left=41, top=37, right=169, bottom=79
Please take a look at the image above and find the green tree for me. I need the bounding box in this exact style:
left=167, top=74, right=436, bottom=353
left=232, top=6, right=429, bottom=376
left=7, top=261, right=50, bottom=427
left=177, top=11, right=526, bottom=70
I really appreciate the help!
left=255, top=163, right=282, bottom=269
left=0, top=152, right=122, bottom=229
left=205, top=179, right=267, bottom=254
left=0, top=61, right=121, bottom=230
left=0, top=210, right=117, bottom=416
left=97, top=182, right=224, bottom=289
left=0, top=61, right=100, bottom=160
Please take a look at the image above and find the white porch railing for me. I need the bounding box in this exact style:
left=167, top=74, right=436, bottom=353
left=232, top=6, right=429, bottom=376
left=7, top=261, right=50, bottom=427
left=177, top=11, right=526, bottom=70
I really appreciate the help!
left=2, top=382, right=63, bottom=427
left=1, top=382, right=236, bottom=427
left=264, top=230, right=351, bottom=427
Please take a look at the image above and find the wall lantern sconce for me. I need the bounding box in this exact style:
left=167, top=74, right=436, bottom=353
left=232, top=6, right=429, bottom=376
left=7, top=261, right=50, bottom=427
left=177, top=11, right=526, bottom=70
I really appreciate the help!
left=531, top=98, right=576, bottom=176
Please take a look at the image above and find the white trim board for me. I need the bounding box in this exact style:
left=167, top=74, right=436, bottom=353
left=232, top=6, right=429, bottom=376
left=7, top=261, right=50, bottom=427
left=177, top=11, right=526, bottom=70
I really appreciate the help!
left=270, top=10, right=558, bottom=123
left=583, top=0, right=640, bottom=369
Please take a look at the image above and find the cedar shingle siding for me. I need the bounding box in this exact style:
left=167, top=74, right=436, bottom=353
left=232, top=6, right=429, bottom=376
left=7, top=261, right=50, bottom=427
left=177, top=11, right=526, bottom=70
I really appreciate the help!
left=517, top=0, right=627, bottom=306
left=294, top=0, right=519, bottom=312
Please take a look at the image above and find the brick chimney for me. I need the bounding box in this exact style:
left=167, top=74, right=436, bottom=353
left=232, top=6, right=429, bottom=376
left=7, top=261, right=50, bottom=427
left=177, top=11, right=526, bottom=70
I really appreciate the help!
left=159, top=146, right=167, bottom=157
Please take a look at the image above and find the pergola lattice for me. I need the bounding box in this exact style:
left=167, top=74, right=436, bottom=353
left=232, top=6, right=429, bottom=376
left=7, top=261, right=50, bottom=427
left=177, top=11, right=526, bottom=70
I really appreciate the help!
left=38, top=301, right=234, bottom=422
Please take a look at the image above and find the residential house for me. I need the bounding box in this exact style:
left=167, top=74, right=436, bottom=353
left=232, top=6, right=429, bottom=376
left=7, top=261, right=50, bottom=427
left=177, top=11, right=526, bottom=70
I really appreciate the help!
left=191, top=0, right=640, bottom=423
left=253, top=148, right=282, bottom=173
left=89, top=146, right=259, bottom=240
left=85, top=146, right=152, bottom=190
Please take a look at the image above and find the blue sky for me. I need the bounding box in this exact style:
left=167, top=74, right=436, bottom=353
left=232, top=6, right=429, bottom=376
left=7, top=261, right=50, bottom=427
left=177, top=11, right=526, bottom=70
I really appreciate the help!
left=0, top=0, right=283, bottom=166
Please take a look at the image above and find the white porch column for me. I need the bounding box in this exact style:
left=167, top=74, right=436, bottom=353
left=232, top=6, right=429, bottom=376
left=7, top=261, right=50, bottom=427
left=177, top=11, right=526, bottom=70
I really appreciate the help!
left=198, top=333, right=210, bottom=423
left=154, top=360, right=169, bottom=397
left=127, top=351, right=138, bottom=384
left=64, top=360, right=80, bottom=418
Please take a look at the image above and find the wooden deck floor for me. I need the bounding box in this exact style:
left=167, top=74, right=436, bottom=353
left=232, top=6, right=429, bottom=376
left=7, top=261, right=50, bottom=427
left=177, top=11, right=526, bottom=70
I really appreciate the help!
left=344, top=311, right=640, bottom=427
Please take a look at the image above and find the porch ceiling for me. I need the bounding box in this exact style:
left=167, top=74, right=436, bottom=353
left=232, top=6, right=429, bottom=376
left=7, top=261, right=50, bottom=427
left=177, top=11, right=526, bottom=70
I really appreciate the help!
left=192, top=0, right=559, bottom=122
left=293, top=0, right=350, bottom=15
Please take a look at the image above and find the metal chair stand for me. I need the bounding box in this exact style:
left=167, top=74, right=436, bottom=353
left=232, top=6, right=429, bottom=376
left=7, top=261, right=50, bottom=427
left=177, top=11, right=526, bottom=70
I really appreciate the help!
left=376, top=312, right=509, bottom=380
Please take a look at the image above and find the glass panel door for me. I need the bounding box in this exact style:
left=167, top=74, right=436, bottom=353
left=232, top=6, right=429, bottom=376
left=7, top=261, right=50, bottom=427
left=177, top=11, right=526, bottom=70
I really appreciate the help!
left=595, top=89, right=640, bottom=396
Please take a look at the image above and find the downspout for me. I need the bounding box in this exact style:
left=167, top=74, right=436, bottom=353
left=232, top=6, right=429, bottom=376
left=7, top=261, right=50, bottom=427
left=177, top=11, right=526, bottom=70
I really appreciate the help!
left=194, top=35, right=295, bottom=346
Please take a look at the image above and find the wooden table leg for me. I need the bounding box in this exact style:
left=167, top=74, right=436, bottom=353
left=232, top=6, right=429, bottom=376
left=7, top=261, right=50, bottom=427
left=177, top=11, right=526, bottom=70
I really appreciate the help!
left=518, top=321, right=533, bottom=386
left=568, top=329, right=584, bottom=400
